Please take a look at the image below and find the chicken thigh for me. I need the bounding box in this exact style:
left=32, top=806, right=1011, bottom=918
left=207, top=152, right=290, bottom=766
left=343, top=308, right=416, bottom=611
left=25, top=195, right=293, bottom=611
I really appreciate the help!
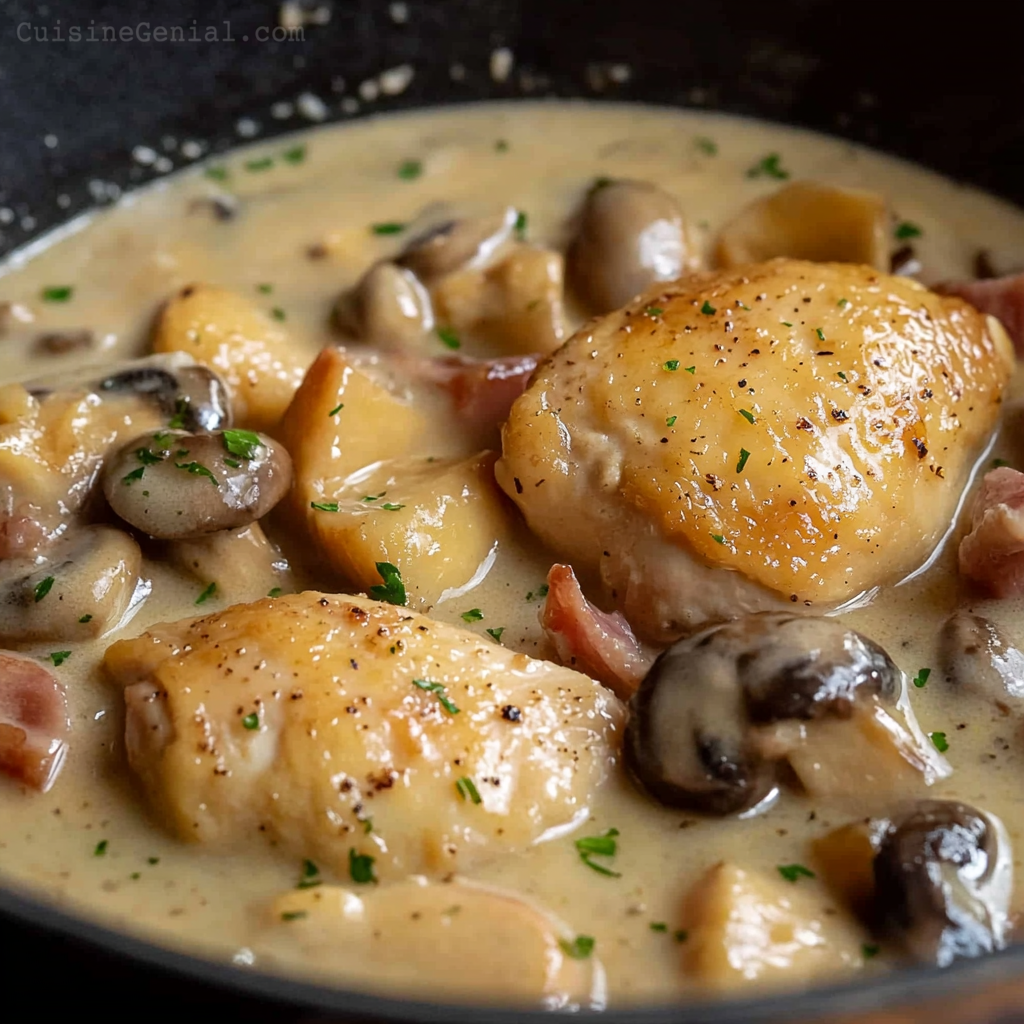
left=103, top=592, right=622, bottom=879
left=497, top=259, right=1013, bottom=641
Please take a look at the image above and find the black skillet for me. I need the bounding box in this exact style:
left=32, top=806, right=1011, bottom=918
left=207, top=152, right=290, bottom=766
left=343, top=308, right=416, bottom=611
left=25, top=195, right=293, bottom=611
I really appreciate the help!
left=3, top=1, right=1024, bottom=1020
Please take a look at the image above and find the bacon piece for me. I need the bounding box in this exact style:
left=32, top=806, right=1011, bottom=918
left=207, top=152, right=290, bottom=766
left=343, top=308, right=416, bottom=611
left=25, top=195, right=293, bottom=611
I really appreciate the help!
left=937, top=273, right=1024, bottom=355
left=540, top=563, right=657, bottom=699
left=421, top=355, right=539, bottom=434
left=0, top=652, right=69, bottom=791
left=959, top=467, right=1024, bottom=597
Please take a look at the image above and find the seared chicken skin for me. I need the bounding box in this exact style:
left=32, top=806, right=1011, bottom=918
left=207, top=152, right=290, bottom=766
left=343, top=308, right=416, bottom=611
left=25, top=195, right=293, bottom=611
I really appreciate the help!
left=103, top=592, right=622, bottom=879
left=497, top=259, right=1013, bottom=641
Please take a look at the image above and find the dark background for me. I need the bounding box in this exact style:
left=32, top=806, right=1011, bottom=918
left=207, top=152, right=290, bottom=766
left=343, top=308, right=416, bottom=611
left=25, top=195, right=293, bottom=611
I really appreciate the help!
left=3, top=1, right=1024, bottom=1021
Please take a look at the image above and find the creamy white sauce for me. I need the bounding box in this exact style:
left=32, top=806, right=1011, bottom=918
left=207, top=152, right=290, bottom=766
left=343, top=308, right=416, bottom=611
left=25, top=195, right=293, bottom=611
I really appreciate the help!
left=1, top=101, right=1024, bottom=1005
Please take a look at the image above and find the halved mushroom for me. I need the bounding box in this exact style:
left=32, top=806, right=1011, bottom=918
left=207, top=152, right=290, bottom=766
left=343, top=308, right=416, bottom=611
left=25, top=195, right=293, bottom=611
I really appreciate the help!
left=333, top=262, right=434, bottom=350
left=568, top=179, right=695, bottom=314
left=102, top=428, right=292, bottom=540
left=939, top=611, right=1024, bottom=708
left=0, top=526, right=148, bottom=645
left=397, top=208, right=516, bottom=281
left=625, top=613, right=947, bottom=816
left=874, top=801, right=1012, bottom=966
left=713, top=181, right=889, bottom=270
left=0, top=652, right=69, bottom=792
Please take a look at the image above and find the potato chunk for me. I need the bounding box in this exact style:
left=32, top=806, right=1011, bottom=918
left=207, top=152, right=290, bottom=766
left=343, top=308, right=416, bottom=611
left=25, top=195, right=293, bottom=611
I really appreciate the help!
left=714, top=182, right=889, bottom=270
left=152, top=284, right=307, bottom=431
left=262, top=880, right=601, bottom=1007
left=682, top=863, right=865, bottom=991
left=812, top=820, right=889, bottom=921
left=104, top=592, right=622, bottom=880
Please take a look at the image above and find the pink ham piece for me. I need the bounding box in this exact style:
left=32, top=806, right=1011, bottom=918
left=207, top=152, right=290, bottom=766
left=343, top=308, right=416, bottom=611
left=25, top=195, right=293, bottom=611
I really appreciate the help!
left=420, top=354, right=539, bottom=434
left=540, top=563, right=657, bottom=700
left=959, top=467, right=1024, bottom=597
left=0, top=652, right=70, bottom=791
left=937, top=273, right=1024, bottom=355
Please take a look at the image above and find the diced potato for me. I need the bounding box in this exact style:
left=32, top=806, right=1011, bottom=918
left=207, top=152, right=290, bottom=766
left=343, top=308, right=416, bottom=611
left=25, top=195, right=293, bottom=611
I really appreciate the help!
left=152, top=284, right=307, bottom=431
left=262, top=880, right=599, bottom=1006
left=305, top=451, right=509, bottom=612
left=812, top=820, right=889, bottom=921
left=714, top=182, right=889, bottom=270
left=277, top=346, right=425, bottom=516
left=682, top=863, right=865, bottom=991
left=433, top=245, right=566, bottom=355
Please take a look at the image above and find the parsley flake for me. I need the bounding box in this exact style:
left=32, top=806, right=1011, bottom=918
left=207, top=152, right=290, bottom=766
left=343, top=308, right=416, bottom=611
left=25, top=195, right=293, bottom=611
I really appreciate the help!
left=838, top=297, right=850, bottom=308
left=281, top=910, right=308, bottom=921
left=747, top=153, right=789, bottom=180
left=575, top=827, right=621, bottom=877
left=437, top=326, right=461, bottom=349
left=34, top=576, right=55, bottom=602
left=267, top=587, right=282, bottom=598
left=778, top=863, right=815, bottom=883
left=993, top=458, right=1011, bottom=468
left=837, top=371, right=848, bottom=382
left=710, top=533, right=725, bottom=545
left=736, top=448, right=751, bottom=473
left=700, top=300, right=716, bottom=315
left=122, top=467, right=146, bottom=486
left=486, top=627, right=505, bottom=642
left=94, top=840, right=108, bottom=856
left=369, top=561, right=407, bottom=605
left=514, top=210, right=528, bottom=240
left=49, top=651, right=71, bottom=667
left=297, top=859, right=321, bottom=889
left=310, top=501, right=340, bottom=512
left=913, top=667, right=931, bottom=689
left=495, top=139, right=509, bottom=152
left=412, top=678, right=460, bottom=715
left=663, top=359, right=680, bottom=372
left=271, top=307, right=286, bottom=321
left=361, top=492, right=386, bottom=503
left=195, top=582, right=217, bottom=605
left=674, top=929, right=689, bottom=943
left=650, top=922, right=668, bottom=933
left=930, top=731, right=949, bottom=753
left=684, top=365, right=696, bottom=374
left=204, top=165, right=228, bottom=181
left=371, top=222, right=406, bottom=235
left=526, top=583, right=550, bottom=601
left=168, top=398, right=190, bottom=430
left=781, top=320, right=794, bottom=328
left=738, top=408, right=755, bottom=424
left=397, top=159, right=423, bottom=179
left=245, top=156, right=274, bottom=172
left=455, top=776, right=482, bottom=804
left=175, top=461, right=219, bottom=486
left=79, top=614, right=93, bottom=624
left=461, top=608, right=484, bottom=622
left=242, top=712, right=259, bottom=730
left=559, top=935, right=595, bottom=960
left=666, top=415, right=677, bottom=427
left=41, top=285, right=73, bottom=303
left=645, top=305, right=664, bottom=317
left=328, top=402, right=344, bottom=416
left=222, top=429, right=263, bottom=461
left=863, top=943, right=881, bottom=959
left=379, top=502, right=405, bottom=511
left=895, top=221, right=922, bottom=240
left=694, top=136, right=718, bottom=156
left=816, top=327, right=826, bottom=341
left=256, top=283, right=273, bottom=294
left=349, top=848, right=378, bottom=884
left=282, top=144, right=307, bottom=165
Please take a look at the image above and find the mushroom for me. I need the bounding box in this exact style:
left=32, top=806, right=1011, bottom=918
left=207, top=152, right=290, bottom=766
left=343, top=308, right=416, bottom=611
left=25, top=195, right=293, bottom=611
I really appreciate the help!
left=397, top=208, right=516, bottom=281
left=873, top=800, right=1012, bottom=966
left=333, top=262, right=434, bottom=350
left=0, top=651, right=69, bottom=792
left=713, top=181, right=889, bottom=270
left=625, top=612, right=944, bottom=815
left=939, top=610, right=1024, bottom=708
left=568, top=179, right=694, bottom=314
left=0, top=526, right=148, bottom=645
left=102, top=428, right=292, bottom=540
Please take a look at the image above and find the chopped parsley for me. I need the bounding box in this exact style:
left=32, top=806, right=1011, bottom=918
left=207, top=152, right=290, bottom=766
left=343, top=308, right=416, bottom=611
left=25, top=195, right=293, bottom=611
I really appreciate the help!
left=148, top=857, right=160, bottom=865
left=777, top=863, right=815, bottom=883
left=645, top=305, right=664, bottom=317
left=674, top=930, right=689, bottom=943
left=694, top=136, right=718, bottom=156
left=993, top=458, right=1011, bottom=469
left=245, top=156, right=274, bottom=172
left=49, top=651, right=71, bottom=667
left=738, top=409, right=755, bottom=424
left=650, top=921, right=668, bottom=933
left=271, top=307, right=286, bottom=321
left=736, top=448, right=751, bottom=473
left=559, top=935, right=595, bottom=960
left=747, top=152, right=789, bottom=180
left=257, top=283, right=273, bottom=294
left=328, top=402, right=344, bottom=416
left=736, top=301, right=752, bottom=311
left=122, top=467, right=146, bottom=486
left=78, top=614, right=93, bottom=624
left=412, top=678, right=460, bottom=715
left=700, top=300, right=716, bottom=315
left=41, top=285, right=73, bottom=302
left=486, top=627, right=505, bottom=643
left=361, top=492, right=386, bottom=503
left=379, top=502, right=405, bottom=511
left=282, top=144, right=307, bottom=165
left=224, top=458, right=241, bottom=469
left=175, top=461, right=219, bottom=486
left=526, top=583, right=550, bottom=601
left=195, top=582, right=217, bottom=605
left=242, top=712, right=259, bottom=730
left=912, top=667, right=931, bottom=689
left=348, top=848, right=378, bottom=884
left=437, top=326, right=461, bottom=350
left=310, top=501, right=340, bottom=512
left=397, top=158, right=423, bottom=179
left=94, top=840, right=108, bottom=856
left=204, top=165, right=229, bottom=181
left=514, top=209, right=528, bottom=240
left=663, top=360, right=680, bottom=372
left=369, top=561, right=407, bottom=605
left=495, top=139, right=509, bottom=152
left=684, top=365, right=696, bottom=374
left=894, top=221, right=922, bottom=240
left=297, top=859, right=322, bottom=889
left=281, top=911, right=308, bottom=922
left=666, top=415, right=677, bottom=427
left=837, top=371, right=848, bottom=382
left=863, top=943, right=880, bottom=959
left=135, top=446, right=166, bottom=466
left=574, top=827, right=621, bottom=877
left=929, top=731, right=949, bottom=753
left=710, top=533, right=725, bottom=545
left=222, top=428, right=263, bottom=461
left=34, top=576, right=55, bottom=602
left=371, top=222, right=406, bottom=235
left=168, top=398, right=190, bottom=430
left=837, top=297, right=850, bottom=308
left=267, top=587, right=282, bottom=598
left=781, top=320, right=794, bottom=328
left=455, top=776, right=482, bottom=804
left=461, top=608, right=484, bottom=623
left=816, top=327, right=826, bottom=341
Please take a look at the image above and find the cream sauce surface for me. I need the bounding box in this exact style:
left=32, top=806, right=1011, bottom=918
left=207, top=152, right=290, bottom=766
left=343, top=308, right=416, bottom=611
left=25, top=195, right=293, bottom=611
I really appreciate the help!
left=2, top=101, right=1024, bottom=1005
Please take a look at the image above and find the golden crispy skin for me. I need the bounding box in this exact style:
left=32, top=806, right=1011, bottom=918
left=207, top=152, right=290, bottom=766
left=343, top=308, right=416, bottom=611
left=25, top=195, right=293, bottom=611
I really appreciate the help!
left=497, top=259, right=1013, bottom=640
left=103, top=592, right=622, bottom=879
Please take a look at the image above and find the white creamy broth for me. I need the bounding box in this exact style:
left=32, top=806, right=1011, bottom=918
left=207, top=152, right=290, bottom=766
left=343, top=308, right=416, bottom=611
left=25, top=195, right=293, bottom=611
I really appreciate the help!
left=1, top=100, right=1024, bottom=1007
